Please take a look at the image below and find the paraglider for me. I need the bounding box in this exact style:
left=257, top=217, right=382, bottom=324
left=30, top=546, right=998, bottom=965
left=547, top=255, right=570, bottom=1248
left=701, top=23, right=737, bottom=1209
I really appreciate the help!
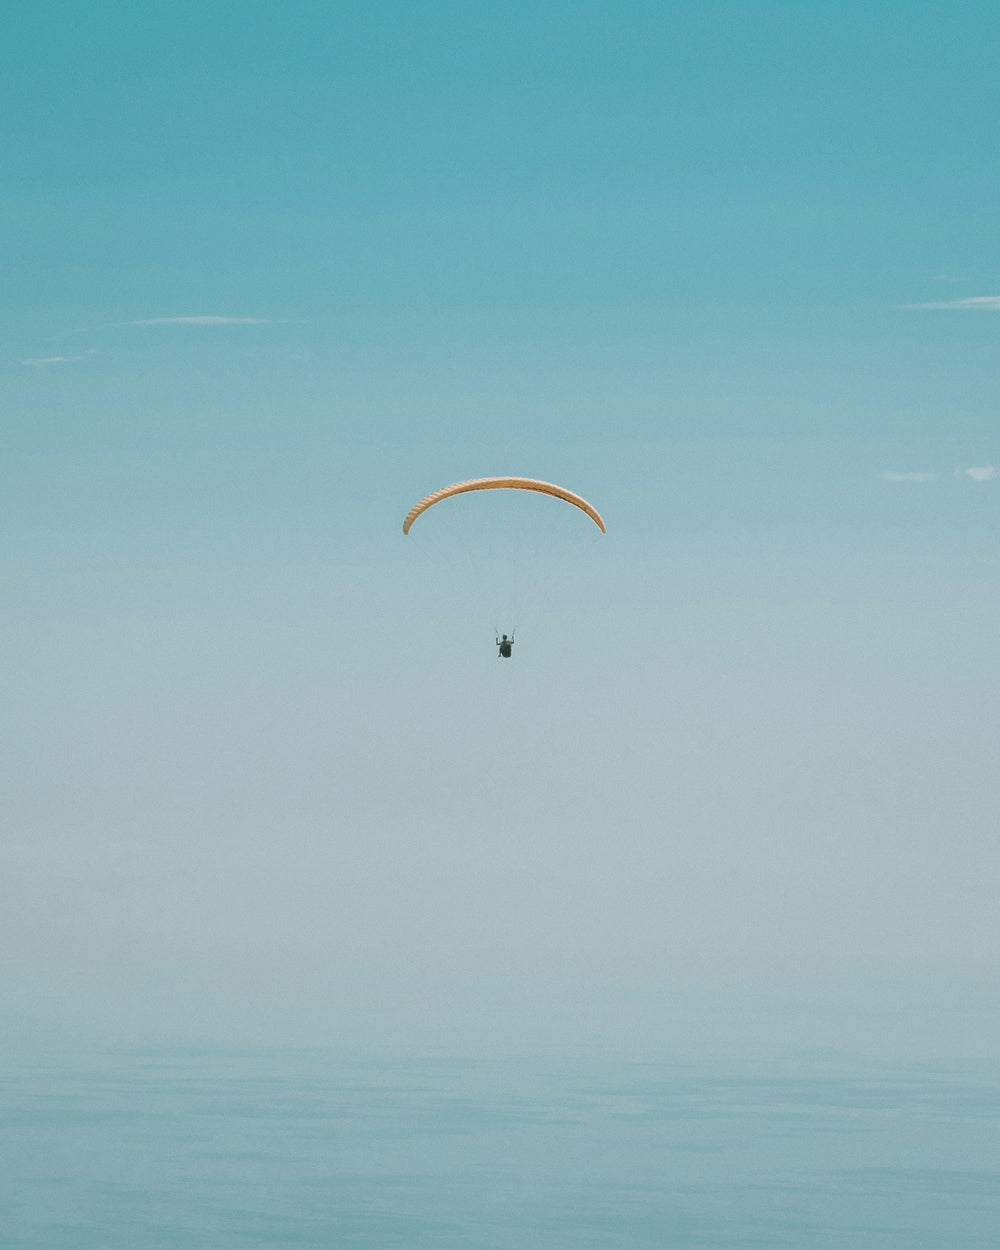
left=403, top=477, right=604, bottom=655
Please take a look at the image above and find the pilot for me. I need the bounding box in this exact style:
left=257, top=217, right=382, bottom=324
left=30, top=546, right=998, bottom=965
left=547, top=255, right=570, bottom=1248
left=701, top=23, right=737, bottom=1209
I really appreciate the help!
left=496, top=633, right=513, bottom=658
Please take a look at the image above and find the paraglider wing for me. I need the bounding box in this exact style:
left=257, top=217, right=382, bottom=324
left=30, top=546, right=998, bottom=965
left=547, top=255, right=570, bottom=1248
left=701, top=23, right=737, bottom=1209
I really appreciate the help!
left=403, top=477, right=606, bottom=534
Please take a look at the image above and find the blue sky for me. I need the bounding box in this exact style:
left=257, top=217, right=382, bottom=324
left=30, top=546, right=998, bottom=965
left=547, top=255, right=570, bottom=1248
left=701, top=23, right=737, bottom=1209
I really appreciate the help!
left=3, top=2, right=999, bottom=1055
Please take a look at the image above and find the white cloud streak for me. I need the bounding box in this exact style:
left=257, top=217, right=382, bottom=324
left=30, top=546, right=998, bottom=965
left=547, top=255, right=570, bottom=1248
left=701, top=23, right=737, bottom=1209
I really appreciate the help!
left=21, top=354, right=91, bottom=365
left=70, top=316, right=279, bottom=333
left=119, top=316, right=275, bottom=326
left=880, top=466, right=998, bottom=483
left=902, top=296, right=1000, bottom=310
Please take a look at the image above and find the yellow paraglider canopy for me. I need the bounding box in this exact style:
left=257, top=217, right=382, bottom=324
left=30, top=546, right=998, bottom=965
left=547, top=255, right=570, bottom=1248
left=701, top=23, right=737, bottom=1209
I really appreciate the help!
left=403, top=477, right=605, bottom=534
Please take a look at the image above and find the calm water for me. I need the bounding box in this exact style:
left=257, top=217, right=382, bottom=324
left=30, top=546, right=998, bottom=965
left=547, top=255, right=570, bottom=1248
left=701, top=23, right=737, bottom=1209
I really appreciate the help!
left=1, top=1046, right=998, bottom=1247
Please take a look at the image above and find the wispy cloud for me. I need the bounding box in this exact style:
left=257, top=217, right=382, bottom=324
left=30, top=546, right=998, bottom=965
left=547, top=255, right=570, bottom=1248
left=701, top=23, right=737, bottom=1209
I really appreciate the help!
left=880, top=466, right=998, bottom=482
left=902, top=295, right=1000, bottom=310
left=21, top=353, right=93, bottom=366
left=119, top=316, right=275, bottom=326
left=71, top=315, right=279, bottom=333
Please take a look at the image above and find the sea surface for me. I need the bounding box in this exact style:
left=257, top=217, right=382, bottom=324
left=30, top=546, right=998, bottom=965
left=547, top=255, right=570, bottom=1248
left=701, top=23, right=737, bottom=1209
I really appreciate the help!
left=1, top=1045, right=998, bottom=1248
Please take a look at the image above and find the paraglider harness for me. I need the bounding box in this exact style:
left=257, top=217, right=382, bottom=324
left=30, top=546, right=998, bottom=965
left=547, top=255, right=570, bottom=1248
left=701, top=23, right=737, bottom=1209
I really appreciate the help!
left=496, top=632, right=514, bottom=659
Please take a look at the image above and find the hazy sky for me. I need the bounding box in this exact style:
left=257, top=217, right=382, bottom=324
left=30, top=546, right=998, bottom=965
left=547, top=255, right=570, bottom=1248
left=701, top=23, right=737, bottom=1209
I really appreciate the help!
left=3, top=1, right=999, bottom=1057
